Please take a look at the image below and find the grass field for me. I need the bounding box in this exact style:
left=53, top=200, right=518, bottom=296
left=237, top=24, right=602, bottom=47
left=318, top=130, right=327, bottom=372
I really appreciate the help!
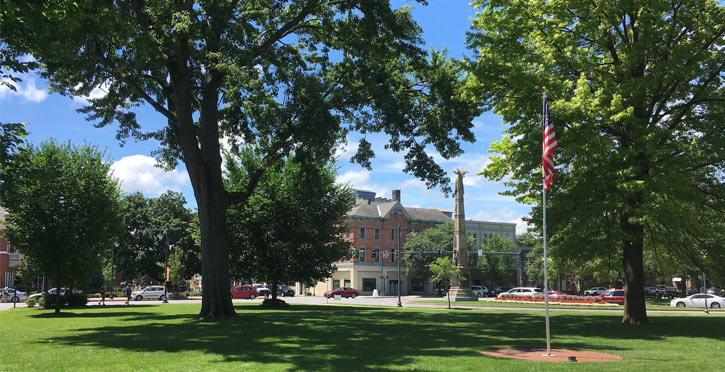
left=1, top=303, right=723, bottom=371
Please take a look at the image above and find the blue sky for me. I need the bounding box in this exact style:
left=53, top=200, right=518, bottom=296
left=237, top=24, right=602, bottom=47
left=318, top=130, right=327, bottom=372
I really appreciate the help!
left=0, top=1, right=531, bottom=234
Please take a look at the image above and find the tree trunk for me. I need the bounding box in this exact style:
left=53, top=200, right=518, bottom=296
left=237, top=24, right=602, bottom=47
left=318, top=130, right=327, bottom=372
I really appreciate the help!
left=621, top=217, right=649, bottom=324
left=197, top=190, right=236, bottom=319
left=271, top=283, right=278, bottom=301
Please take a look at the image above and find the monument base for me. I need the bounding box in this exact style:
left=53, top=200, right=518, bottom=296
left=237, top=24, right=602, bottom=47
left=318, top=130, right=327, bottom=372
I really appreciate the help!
left=449, top=286, right=478, bottom=301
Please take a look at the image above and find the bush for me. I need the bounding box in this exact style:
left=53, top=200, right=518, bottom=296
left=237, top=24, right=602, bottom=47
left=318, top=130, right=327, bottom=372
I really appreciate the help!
left=25, top=298, right=37, bottom=307
left=189, top=290, right=202, bottom=297
left=170, top=292, right=188, bottom=300
left=40, top=292, right=88, bottom=308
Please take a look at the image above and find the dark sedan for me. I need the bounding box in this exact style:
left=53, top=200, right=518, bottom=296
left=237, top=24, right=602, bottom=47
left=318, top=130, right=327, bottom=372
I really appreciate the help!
left=277, top=285, right=295, bottom=297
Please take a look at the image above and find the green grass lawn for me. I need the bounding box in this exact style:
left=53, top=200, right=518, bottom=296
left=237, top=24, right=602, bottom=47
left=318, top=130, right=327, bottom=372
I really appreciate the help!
left=1, top=303, right=723, bottom=371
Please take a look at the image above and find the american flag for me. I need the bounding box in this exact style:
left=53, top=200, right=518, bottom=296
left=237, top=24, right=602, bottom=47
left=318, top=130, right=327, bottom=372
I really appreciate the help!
left=542, top=94, right=557, bottom=191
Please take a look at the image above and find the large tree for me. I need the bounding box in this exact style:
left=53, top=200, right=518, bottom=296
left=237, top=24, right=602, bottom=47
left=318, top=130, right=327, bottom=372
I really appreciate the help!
left=114, top=191, right=199, bottom=285
left=2, top=0, right=480, bottom=318
left=0, top=140, right=121, bottom=313
left=225, top=150, right=353, bottom=302
left=469, top=0, right=725, bottom=324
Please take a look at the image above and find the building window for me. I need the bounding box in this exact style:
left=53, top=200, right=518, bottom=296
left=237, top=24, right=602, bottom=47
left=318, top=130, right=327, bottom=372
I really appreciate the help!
left=391, top=228, right=396, bottom=240
left=362, top=278, right=376, bottom=292
left=373, top=247, right=380, bottom=263
left=411, top=279, right=424, bottom=292
left=344, top=279, right=351, bottom=288
left=374, top=227, right=380, bottom=240
left=391, top=247, right=396, bottom=263
left=333, top=280, right=340, bottom=289
left=359, top=247, right=366, bottom=262
left=360, top=227, right=366, bottom=240
left=346, top=227, right=350, bottom=240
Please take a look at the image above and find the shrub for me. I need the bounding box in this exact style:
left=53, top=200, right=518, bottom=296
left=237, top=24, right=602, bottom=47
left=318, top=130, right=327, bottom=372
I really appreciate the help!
left=25, top=298, right=37, bottom=307
left=189, top=290, right=202, bottom=297
left=40, top=292, right=88, bottom=308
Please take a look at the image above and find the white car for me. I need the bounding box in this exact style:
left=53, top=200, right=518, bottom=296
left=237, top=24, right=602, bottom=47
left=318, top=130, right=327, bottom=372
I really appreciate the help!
left=671, top=294, right=725, bottom=309
left=28, top=287, right=69, bottom=300
left=2, top=288, right=27, bottom=302
left=584, top=287, right=608, bottom=296
left=471, top=285, right=488, bottom=297
left=498, top=287, right=543, bottom=298
left=252, top=284, right=270, bottom=297
left=132, top=286, right=167, bottom=301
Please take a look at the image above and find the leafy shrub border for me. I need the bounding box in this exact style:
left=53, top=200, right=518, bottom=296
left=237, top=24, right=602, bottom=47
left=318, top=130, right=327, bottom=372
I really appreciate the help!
left=496, top=293, right=612, bottom=305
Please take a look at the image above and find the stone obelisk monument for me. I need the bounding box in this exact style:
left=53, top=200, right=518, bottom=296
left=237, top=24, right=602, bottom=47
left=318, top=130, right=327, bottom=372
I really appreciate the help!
left=449, top=168, right=477, bottom=301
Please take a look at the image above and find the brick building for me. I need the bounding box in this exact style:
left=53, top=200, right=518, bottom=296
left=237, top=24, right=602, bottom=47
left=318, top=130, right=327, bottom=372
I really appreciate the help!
left=304, top=189, right=520, bottom=296
left=0, top=208, right=24, bottom=288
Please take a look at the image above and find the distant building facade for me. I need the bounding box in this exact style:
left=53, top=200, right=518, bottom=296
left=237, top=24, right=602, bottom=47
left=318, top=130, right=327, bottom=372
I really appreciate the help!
left=0, top=208, right=24, bottom=288
left=303, top=190, right=522, bottom=296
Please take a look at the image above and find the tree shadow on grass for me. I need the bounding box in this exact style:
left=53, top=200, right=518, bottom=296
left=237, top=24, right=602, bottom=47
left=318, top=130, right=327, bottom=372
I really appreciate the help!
left=43, top=305, right=725, bottom=371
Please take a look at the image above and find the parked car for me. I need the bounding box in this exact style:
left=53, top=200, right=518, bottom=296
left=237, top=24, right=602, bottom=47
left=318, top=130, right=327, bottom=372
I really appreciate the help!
left=546, top=290, right=566, bottom=298
left=598, top=289, right=625, bottom=305
left=584, top=287, right=608, bottom=296
left=491, top=286, right=514, bottom=297
left=498, top=287, right=543, bottom=298
left=686, top=287, right=698, bottom=296
left=671, top=294, right=725, bottom=309
left=644, top=287, right=657, bottom=298
left=252, top=284, right=270, bottom=297
left=131, top=286, right=167, bottom=301
left=277, top=285, right=295, bottom=297
left=1, top=288, right=27, bottom=303
left=324, top=287, right=359, bottom=299
left=470, top=285, right=488, bottom=297
left=230, top=285, right=258, bottom=300
left=28, top=287, right=68, bottom=300
left=654, top=285, right=678, bottom=298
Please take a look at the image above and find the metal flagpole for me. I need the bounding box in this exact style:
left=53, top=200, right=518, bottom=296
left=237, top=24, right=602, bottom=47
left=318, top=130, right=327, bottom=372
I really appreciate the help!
left=542, top=92, right=552, bottom=357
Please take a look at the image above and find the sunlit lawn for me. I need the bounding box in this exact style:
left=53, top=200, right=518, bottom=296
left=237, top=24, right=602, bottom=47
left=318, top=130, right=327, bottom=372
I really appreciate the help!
left=1, top=303, right=723, bottom=371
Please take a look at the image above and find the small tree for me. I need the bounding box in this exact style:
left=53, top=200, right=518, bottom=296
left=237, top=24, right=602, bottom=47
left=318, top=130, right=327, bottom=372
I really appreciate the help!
left=226, top=150, right=353, bottom=304
left=429, top=257, right=461, bottom=309
left=113, top=191, right=199, bottom=285
left=404, top=222, right=474, bottom=285
left=1, top=140, right=121, bottom=313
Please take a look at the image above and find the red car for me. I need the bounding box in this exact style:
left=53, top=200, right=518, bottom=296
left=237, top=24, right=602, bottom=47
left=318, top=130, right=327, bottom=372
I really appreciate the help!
left=230, top=285, right=259, bottom=299
left=546, top=290, right=566, bottom=298
left=598, top=289, right=625, bottom=305
left=324, top=287, right=359, bottom=299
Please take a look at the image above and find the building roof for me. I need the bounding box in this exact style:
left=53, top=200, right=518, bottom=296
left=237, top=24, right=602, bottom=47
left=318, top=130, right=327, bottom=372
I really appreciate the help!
left=406, top=207, right=452, bottom=223
left=347, top=201, right=451, bottom=224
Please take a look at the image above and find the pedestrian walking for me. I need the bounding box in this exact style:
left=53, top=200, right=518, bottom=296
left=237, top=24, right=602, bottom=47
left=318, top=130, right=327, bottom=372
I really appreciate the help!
left=1, top=287, right=8, bottom=303
left=98, top=285, right=106, bottom=306
left=124, top=283, right=132, bottom=305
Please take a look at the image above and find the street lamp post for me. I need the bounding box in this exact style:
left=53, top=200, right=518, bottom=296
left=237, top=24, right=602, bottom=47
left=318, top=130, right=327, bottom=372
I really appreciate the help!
left=703, top=271, right=709, bottom=314
left=156, top=230, right=169, bottom=303
left=397, top=226, right=402, bottom=307
left=110, top=242, right=118, bottom=299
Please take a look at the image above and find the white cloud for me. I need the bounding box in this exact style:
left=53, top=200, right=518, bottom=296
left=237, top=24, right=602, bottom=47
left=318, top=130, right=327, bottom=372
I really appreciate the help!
left=0, top=77, right=48, bottom=102
left=71, top=81, right=111, bottom=104
left=111, top=155, right=190, bottom=197
left=336, top=169, right=388, bottom=197
left=334, top=138, right=359, bottom=160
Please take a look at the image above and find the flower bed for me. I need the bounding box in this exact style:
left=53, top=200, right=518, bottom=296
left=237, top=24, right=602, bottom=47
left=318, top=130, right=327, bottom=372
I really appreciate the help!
left=495, top=293, right=611, bottom=305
